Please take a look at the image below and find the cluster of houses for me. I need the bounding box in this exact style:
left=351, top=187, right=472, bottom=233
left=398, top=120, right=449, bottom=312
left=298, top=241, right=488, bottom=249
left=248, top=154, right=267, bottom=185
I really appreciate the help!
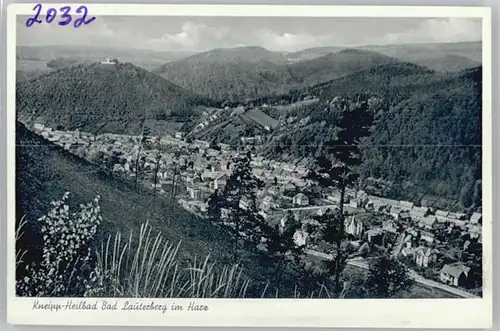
left=273, top=187, right=482, bottom=290
left=193, top=108, right=224, bottom=132
left=29, top=122, right=482, bottom=291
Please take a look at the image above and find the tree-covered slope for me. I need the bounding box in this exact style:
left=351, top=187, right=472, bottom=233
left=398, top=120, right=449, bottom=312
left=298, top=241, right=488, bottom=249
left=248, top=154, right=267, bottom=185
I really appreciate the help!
left=154, top=47, right=402, bottom=102
left=287, top=49, right=400, bottom=86
left=408, top=54, right=481, bottom=72
left=16, top=62, right=212, bottom=134
left=359, top=67, right=482, bottom=209
left=156, top=60, right=295, bottom=103
left=263, top=66, right=482, bottom=210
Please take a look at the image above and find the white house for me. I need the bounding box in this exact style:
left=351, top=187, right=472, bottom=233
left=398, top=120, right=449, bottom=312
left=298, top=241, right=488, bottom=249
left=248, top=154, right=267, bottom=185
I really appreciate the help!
left=440, top=263, right=471, bottom=287
left=293, top=193, right=309, bottom=206
left=345, top=215, right=364, bottom=237
left=470, top=212, right=482, bottom=224
left=382, top=219, right=398, bottom=233
left=413, top=246, right=438, bottom=268
left=293, top=230, right=309, bottom=247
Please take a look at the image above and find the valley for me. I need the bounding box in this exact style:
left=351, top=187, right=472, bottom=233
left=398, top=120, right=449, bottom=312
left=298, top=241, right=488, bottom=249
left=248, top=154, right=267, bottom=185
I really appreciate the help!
left=15, top=41, right=483, bottom=299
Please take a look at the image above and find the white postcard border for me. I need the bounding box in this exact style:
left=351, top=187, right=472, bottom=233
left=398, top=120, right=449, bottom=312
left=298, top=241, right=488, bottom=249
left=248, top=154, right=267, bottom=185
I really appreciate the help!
left=6, top=4, right=493, bottom=328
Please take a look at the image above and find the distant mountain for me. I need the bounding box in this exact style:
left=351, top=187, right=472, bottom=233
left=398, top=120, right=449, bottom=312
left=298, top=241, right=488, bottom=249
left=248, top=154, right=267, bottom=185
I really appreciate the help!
left=287, top=49, right=400, bottom=86
left=17, top=46, right=195, bottom=71
left=405, top=54, right=481, bottom=72
left=16, top=62, right=212, bottom=134
left=154, top=47, right=295, bottom=102
left=286, top=46, right=345, bottom=62
left=285, top=42, right=482, bottom=72
left=155, top=47, right=400, bottom=102
left=46, top=57, right=82, bottom=69
left=172, top=46, right=289, bottom=65
left=310, top=62, right=437, bottom=99
left=362, top=41, right=482, bottom=63
left=359, top=66, right=482, bottom=209
left=360, top=41, right=482, bottom=72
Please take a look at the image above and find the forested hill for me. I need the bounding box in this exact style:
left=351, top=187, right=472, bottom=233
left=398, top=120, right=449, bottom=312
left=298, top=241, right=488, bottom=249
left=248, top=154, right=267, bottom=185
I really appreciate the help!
left=154, top=48, right=402, bottom=102
left=287, top=42, right=482, bottom=72
left=409, top=54, right=481, bottom=73
left=360, top=66, right=482, bottom=210
left=153, top=46, right=294, bottom=103
left=155, top=60, right=296, bottom=104
left=168, top=46, right=289, bottom=65
left=16, top=62, right=213, bottom=135
left=264, top=66, right=482, bottom=211
left=287, top=49, right=399, bottom=86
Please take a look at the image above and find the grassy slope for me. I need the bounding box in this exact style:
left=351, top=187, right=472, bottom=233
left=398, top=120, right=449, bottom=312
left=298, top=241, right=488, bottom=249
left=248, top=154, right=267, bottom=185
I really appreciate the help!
left=16, top=122, right=249, bottom=270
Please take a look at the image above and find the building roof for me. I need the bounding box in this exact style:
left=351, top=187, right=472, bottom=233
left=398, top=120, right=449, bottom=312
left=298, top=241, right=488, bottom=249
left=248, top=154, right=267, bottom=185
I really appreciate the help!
left=294, top=193, right=307, bottom=199
left=399, top=200, right=414, bottom=209
left=440, top=263, right=471, bottom=278
left=390, top=205, right=406, bottom=214
left=215, top=173, right=229, bottom=181
left=367, top=228, right=384, bottom=236
left=410, top=206, right=428, bottom=218
left=449, top=212, right=467, bottom=220
left=436, top=210, right=449, bottom=217
left=414, top=246, right=436, bottom=256
left=470, top=212, right=482, bottom=223
left=400, top=211, right=411, bottom=219
left=420, top=216, right=437, bottom=227
left=243, top=109, right=279, bottom=130
left=420, top=230, right=435, bottom=238
left=402, top=246, right=415, bottom=255
left=383, top=219, right=396, bottom=226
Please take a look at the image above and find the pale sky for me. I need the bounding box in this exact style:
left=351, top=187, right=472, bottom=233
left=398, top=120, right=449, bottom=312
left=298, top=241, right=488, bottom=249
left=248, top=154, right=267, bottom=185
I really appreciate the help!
left=17, top=16, right=482, bottom=52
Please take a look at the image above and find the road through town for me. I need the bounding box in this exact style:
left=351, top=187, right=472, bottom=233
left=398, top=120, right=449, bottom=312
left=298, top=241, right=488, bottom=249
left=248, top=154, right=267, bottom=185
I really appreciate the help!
left=305, top=249, right=479, bottom=298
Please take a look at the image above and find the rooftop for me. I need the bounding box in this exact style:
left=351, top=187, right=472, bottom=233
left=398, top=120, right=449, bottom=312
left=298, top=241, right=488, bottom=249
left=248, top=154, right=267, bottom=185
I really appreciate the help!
left=440, top=263, right=471, bottom=278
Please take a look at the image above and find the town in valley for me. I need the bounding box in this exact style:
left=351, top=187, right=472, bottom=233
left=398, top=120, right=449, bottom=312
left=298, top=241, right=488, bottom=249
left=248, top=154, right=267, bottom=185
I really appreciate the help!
left=15, top=16, right=483, bottom=299
left=22, top=97, right=482, bottom=298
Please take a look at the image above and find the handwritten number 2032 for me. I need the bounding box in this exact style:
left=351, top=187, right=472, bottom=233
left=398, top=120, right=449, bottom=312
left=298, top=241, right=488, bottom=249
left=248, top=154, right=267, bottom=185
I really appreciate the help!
left=26, top=4, right=96, bottom=28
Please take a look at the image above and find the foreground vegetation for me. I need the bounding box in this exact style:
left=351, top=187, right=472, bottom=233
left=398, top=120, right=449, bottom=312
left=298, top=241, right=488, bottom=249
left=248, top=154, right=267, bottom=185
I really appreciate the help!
left=17, top=192, right=418, bottom=298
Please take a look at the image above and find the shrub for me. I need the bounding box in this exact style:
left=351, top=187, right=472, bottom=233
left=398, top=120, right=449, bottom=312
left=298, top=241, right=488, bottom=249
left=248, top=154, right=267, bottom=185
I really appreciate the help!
left=16, top=192, right=102, bottom=296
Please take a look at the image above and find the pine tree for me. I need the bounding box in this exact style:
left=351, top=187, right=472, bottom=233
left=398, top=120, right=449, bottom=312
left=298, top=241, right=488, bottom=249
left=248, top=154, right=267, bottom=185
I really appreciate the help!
left=152, top=152, right=162, bottom=199
left=134, top=126, right=151, bottom=192
left=170, top=151, right=182, bottom=204
left=265, top=211, right=304, bottom=290
left=207, top=188, right=224, bottom=223
left=207, top=151, right=272, bottom=262
left=307, top=99, right=374, bottom=294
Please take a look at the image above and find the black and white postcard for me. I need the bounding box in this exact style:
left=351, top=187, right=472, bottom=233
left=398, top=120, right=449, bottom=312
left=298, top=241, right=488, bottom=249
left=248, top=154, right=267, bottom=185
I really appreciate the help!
left=6, top=4, right=492, bottom=328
